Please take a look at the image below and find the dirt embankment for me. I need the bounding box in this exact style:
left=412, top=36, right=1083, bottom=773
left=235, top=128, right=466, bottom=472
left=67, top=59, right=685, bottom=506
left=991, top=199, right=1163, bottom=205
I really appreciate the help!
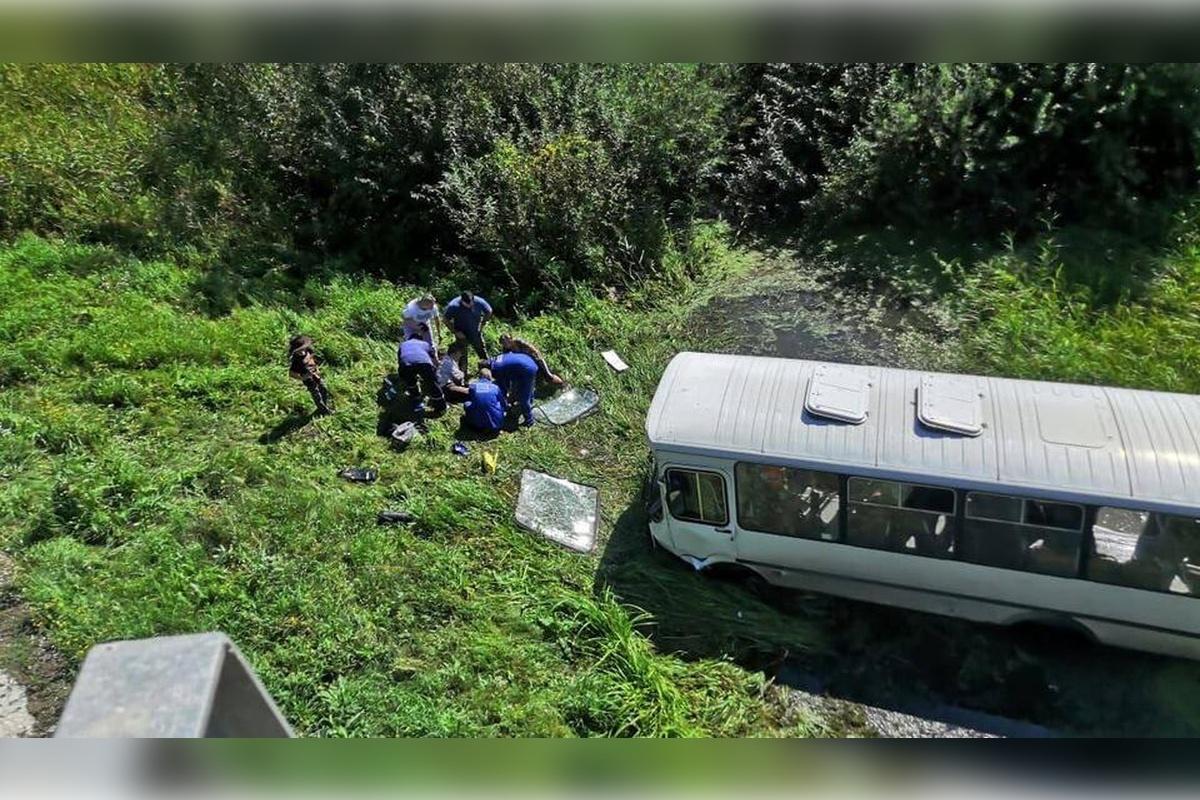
left=0, top=554, right=72, bottom=737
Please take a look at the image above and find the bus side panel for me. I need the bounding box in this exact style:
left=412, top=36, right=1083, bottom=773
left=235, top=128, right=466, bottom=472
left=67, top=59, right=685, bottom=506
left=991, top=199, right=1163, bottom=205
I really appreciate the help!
left=737, top=536, right=1200, bottom=655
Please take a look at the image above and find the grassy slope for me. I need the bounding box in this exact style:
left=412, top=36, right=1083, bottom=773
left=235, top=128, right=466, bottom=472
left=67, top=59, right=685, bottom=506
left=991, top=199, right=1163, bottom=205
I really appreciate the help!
left=0, top=232, right=825, bottom=737
left=0, top=65, right=161, bottom=241
left=7, top=211, right=1200, bottom=737
left=963, top=228, right=1200, bottom=393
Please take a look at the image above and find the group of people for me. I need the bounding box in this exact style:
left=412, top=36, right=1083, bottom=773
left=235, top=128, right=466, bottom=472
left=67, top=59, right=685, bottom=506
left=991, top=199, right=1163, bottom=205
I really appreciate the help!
left=287, top=289, right=564, bottom=436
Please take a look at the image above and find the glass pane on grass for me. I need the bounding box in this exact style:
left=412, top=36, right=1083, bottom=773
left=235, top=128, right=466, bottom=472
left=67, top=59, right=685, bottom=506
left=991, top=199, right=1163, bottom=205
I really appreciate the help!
left=516, top=469, right=599, bottom=553
left=533, top=388, right=599, bottom=425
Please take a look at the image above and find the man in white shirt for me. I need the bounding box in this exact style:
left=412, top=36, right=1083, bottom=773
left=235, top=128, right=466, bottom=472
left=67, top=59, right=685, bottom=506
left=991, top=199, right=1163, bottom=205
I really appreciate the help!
left=402, top=293, right=442, bottom=347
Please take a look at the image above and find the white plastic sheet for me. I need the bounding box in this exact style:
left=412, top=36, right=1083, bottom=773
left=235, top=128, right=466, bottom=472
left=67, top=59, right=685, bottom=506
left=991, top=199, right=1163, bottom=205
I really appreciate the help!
left=601, top=350, right=628, bottom=372
left=515, top=469, right=599, bottom=553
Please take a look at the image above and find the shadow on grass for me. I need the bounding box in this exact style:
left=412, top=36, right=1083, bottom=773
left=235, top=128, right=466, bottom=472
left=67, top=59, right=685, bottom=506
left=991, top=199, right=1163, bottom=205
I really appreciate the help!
left=595, top=488, right=829, bottom=673
left=373, top=372, right=455, bottom=437
left=594, top=474, right=1200, bottom=735
left=258, top=411, right=314, bottom=444
left=813, top=193, right=1198, bottom=306
left=450, top=403, right=538, bottom=442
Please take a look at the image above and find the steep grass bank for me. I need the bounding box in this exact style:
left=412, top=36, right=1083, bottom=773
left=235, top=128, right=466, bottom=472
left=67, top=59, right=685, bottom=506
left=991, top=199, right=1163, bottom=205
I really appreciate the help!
left=0, top=231, right=824, bottom=736
left=962, top=224, right=1200, bottom=393
left=812, top=199, right=1200, bottom=395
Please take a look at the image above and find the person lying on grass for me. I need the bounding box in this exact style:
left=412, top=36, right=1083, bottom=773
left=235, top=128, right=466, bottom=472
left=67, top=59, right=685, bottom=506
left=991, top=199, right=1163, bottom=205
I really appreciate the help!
left=498, top=332, right=564, bottom=386
left=446, top=364, right=506, bottom=434
left=288, top=334, right=333, bottom=415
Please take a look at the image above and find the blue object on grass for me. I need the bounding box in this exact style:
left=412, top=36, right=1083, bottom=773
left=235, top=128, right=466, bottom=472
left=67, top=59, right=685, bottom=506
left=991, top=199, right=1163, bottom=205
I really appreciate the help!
left=451, top=441, right=470, bottom=457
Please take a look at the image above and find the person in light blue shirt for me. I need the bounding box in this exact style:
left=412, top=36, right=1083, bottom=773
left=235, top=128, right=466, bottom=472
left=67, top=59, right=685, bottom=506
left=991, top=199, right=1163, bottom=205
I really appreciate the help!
left=490, top=351, right=538, bottom=428
left=447, top=366, right=507, bottom=434
left=443, top=291, right=493, bottom=364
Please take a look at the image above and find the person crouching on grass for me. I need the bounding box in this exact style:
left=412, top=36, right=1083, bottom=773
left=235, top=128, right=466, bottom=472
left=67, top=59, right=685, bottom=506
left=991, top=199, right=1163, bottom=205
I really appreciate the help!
left=498, top=332, right=564, bottom=387
left=288, top=334, right=333, bottom=415
left=437, top=340, right=469, bottom=403
left=445, top=365, right=506, bottom=435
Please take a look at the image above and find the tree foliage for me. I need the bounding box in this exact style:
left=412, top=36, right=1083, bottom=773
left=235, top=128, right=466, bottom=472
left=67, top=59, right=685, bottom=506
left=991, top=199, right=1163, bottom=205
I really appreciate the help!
left=4, top=63, right=1200, bottom=304
left=725, top=63, right=1200, bottom=233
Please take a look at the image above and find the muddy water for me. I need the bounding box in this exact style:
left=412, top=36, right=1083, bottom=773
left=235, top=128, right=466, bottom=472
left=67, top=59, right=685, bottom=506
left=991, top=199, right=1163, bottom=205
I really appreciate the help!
left=682, top=256, right=1200, bottom=737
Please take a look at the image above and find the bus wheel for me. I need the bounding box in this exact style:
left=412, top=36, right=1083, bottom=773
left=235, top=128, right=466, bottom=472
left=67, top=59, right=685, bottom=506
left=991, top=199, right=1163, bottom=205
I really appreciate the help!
left=741, top=571, right=781, bottom=602
left=709, top=564, right=776, bottom=601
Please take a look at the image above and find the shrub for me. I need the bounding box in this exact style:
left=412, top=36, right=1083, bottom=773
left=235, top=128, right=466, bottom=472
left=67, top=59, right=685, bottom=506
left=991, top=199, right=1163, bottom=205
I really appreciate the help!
left=724, top=64, right=1200, bottom=236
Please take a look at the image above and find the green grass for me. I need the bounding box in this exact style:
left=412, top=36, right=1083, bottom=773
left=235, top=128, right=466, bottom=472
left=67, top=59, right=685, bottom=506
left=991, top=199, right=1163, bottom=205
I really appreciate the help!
left=960, top=207, right=1200, bottom=393
left=0, top=65, right=162, bottom=244
left=0, top=230, right=821, bottom=736
left=10, top=204, right=1200, bottom=737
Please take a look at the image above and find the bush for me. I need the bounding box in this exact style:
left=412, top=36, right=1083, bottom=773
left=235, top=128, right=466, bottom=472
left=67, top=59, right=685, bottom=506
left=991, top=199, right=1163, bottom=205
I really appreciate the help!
left=724, top=64, right=1200, bottom=236
left=37, top=64, right=730, bottom=309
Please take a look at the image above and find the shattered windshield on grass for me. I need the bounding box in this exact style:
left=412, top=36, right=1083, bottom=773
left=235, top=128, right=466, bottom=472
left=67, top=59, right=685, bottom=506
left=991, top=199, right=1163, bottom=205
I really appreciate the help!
left=515, top=469, right=599, bottom=553
left=534, top=388, right=599, bottom=426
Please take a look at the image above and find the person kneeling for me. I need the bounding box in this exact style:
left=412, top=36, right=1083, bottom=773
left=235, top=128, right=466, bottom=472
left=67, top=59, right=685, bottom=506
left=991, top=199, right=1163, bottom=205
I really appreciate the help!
left=446, top=365, right=507, bottom=435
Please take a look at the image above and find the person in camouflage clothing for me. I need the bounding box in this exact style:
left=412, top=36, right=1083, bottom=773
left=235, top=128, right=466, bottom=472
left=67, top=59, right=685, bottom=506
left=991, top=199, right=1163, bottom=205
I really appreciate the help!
left=288, top=335, right=333, bottom=415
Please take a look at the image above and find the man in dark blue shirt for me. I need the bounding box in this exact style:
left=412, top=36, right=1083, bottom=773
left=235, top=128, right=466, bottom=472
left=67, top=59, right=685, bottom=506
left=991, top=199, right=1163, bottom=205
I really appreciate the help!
left=447, top=367, right=507, bottom=434
left=490, top=351, right=538, bottom=427
left=443, top=291, right=494, bottom=364
left=397, top=327, right=444, bottom=411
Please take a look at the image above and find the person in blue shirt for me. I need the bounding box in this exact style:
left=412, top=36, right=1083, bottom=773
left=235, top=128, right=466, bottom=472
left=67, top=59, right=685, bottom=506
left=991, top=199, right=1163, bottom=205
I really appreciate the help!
left=443, top=291, right=493, bottom=365
left=490, top=351, right=539, bottom=427
left=397, top=326, right=444, bottom=411
left=447, top=366, right=507, bottom=434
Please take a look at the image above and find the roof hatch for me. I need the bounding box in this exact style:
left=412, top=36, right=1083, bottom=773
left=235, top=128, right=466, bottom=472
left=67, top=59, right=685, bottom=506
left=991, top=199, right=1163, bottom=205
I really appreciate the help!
left=1035, top=392, right=1111, bottom=448
left=918, top=374, right=983, bottom=436
left=805, top=364, right=871, bottom=424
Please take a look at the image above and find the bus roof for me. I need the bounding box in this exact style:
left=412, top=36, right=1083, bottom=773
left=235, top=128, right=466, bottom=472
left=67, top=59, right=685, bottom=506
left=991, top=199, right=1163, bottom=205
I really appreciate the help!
left=645, top=352, right=1200, bottom=513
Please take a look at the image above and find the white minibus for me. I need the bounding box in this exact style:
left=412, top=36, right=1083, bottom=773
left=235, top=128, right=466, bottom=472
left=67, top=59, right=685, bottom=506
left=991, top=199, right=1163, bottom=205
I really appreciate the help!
left=645, top=352, right=1200, bottom=660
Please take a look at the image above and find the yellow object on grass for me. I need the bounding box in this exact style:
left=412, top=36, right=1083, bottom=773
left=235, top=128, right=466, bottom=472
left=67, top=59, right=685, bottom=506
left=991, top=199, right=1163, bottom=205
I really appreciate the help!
left=482, top=451, right=498, bottom=475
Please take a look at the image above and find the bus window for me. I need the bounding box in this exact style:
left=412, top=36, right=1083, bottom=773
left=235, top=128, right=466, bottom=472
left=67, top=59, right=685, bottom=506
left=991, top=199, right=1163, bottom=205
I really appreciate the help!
left=1026, top=501, right=1084, bottom=531
left=902, top=484, right=955, bottom=515
left=846, top=478, right=955, bottom=558
left=1089, top=507, right=1169, bottom=591
left=665, top=469, right=728, bottom=526
left=1156, top=514, right=1200, bottom=597
left=965, top=492, right=1022, bottom=523
left=1090, top=509, right=1200, bottom=597
left=961, top=492, right=1083, bottom=577
left=735, top=463, right=840, bottom=541
left=848, top=478, right=900, bottom=507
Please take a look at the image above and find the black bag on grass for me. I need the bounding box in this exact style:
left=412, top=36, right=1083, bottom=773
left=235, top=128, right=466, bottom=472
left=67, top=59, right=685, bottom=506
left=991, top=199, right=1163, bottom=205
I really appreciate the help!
left=377, top=376, right=399, bottom=407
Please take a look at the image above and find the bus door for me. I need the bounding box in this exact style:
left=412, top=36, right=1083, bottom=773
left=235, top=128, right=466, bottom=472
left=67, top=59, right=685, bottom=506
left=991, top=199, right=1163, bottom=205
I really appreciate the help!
left=660, top=463, right=736, bottom=565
